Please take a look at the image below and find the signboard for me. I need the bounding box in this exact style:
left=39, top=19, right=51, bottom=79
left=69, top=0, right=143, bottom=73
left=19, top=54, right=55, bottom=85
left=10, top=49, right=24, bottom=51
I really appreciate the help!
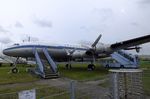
left=18, top=89, right=36, bottom=99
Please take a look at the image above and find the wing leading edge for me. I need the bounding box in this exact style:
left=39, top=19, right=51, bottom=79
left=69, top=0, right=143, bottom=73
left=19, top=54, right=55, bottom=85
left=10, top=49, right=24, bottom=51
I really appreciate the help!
left=110, top=34, right=150, bottom=50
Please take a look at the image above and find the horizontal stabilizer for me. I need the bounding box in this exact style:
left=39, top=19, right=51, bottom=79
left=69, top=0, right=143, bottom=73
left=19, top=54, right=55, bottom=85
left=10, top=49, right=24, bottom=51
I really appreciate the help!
left=110, top=34, right=150, bottom=50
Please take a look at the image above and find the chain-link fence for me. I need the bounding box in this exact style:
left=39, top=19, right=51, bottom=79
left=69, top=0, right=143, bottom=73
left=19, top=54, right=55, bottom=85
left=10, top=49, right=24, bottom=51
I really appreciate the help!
left=0, top=83, right=70, bottom=99
left=142, top=68, right=150, bottom=98
left=0, top=80, right=110, bottom=99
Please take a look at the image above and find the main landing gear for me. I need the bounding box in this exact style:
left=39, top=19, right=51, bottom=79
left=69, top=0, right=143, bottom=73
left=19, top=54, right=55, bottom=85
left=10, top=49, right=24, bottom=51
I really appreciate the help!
left=87, top=64, right=95, bottom=71
left=65, top=64, right=72, bottom=69
left=66, top=56, right=72, bottom=69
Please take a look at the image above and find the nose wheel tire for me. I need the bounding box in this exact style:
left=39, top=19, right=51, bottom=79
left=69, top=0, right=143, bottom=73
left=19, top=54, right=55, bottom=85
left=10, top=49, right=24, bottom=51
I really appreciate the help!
left=12, top=68, right=19, bottom=73
left=88, top=64, right=95, bottom=71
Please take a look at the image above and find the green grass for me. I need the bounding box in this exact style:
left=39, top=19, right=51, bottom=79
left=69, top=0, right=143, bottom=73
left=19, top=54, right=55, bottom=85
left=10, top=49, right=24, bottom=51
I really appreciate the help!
left=0, top=63, right=109, bottom=84
left=0, top=63, right=109, bottom=99
left=142, top=70, right=150, bottom=95
left=0, top=84, right=69, bottom=99
left=0, top=63, right=108, bottom=83
left=0, top=84, right=48, bottom=94
left=0, top=64, right=38, bottom=84
left=0, top=61, right=149, bottom=97
left=140, top=60, right=150, bottom=69
left=140, top=60, right=150, bottom=95
left=58, top=63, right=108, bottom=81
left=36, top=86, right=69, bottom=99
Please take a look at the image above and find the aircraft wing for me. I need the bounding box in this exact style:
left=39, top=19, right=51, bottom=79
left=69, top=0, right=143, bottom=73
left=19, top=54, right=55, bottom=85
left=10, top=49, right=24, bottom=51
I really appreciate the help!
left=110, top=34, right=150, bottom=50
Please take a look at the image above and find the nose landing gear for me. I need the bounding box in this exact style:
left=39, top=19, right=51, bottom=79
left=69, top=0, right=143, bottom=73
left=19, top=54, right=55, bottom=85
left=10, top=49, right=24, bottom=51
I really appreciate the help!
left=11, top=67, right=19, bottom=73
left=87, top=64, right=95, bottom=71
left=11, top=57, right=19, bottom=73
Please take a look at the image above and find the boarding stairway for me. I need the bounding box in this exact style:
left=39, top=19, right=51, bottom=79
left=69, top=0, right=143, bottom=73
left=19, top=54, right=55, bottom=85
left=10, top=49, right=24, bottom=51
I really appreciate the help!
left=110, top=50, right=139, bottom=68
left=33, top=48, right=58, bottom=79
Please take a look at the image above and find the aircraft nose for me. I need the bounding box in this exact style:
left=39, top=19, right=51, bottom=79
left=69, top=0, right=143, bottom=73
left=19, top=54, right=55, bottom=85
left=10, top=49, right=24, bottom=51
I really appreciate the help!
left=3, top=48, right=13, bottom=56
left=3, top=49, right=9, bottom=56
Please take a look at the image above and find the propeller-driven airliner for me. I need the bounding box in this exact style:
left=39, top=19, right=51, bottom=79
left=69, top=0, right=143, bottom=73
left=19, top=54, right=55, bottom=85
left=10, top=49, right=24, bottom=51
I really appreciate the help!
left=3, top=34, right=150, bottom=78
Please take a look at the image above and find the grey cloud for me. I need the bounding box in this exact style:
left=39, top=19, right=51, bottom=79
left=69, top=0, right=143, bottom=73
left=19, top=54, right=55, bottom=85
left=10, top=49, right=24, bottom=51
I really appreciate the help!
left=15, top=21, right=24, bottom=28
left=0, top=26, right=9, bottom=33
left=80, top=23, right=107, bottom=33
left=33, top=18, right=52, bottom=28
left=80, top=26, right=88, bottom=30
left=0, top=37, right=12, bottom=44
left=136, top=0, right=150, bottom=7
left=92, top=8, right=114, bottom=22
left=131, top=22, right=139, bottom=26
left=138, top=0, right=150, bottom=4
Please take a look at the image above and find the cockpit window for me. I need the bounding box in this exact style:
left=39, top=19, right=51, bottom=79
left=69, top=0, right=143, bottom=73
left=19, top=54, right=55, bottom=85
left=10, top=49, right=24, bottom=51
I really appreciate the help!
left=13, top=43, right=20, bottom=46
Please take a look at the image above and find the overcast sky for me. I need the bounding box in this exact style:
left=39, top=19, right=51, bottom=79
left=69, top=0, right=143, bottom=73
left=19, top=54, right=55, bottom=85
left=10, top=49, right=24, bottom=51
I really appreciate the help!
left=0, top=0, right=150, bottom=55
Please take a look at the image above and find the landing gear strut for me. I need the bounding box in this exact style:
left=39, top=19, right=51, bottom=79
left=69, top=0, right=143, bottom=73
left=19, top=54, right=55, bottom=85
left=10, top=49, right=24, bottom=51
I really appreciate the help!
left=87, top=64, right=95, bottom=71
left=66, top=64, right=72, bottom=69
left=11, top=57, right=19, bottom=73
left=66, top=56, right=72, bottom=69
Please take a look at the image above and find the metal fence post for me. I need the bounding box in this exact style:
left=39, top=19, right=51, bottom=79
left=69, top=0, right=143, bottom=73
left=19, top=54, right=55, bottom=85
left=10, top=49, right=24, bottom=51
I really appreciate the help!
left=113, top=72, right=119, bottom=99
left=70, top=80, right=75, bottom=99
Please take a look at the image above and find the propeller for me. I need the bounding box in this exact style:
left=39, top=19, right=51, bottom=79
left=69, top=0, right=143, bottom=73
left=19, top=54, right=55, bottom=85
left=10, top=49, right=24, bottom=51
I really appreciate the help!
left=86, top=34, right=102, bottom=55
left=91, top=34, right=102, bottom=64
left=85, top=34, right=102, bottom=65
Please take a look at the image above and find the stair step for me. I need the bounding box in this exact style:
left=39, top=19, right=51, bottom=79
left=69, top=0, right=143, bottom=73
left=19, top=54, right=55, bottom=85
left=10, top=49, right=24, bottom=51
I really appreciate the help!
left=44, top=70, right=53, bottom=73
left=45, top=73, right=58, bottom=76
left=44, top=76, right=59, bottom=79
left=44, top=73, right=59, bottom=79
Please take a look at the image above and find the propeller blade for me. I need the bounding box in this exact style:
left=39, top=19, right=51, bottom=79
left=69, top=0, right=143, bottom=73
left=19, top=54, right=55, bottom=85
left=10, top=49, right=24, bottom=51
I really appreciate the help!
left=92, top=34, right=102, bottom=48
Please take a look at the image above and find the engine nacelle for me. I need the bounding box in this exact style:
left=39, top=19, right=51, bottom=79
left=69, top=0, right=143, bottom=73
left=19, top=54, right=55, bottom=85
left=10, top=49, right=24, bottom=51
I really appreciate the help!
left=85, top=44, right=113, bottom=56
left=71, top=50, right=86, bottom=59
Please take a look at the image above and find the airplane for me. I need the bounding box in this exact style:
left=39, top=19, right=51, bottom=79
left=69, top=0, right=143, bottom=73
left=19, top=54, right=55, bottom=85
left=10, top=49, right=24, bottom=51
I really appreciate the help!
left=2, top=34, right=150, bottom=77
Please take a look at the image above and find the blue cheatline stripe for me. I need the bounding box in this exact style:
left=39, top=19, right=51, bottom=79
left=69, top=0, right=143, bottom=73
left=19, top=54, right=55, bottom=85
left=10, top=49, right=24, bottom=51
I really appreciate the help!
left=4, top=45, right=88, bottom=51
